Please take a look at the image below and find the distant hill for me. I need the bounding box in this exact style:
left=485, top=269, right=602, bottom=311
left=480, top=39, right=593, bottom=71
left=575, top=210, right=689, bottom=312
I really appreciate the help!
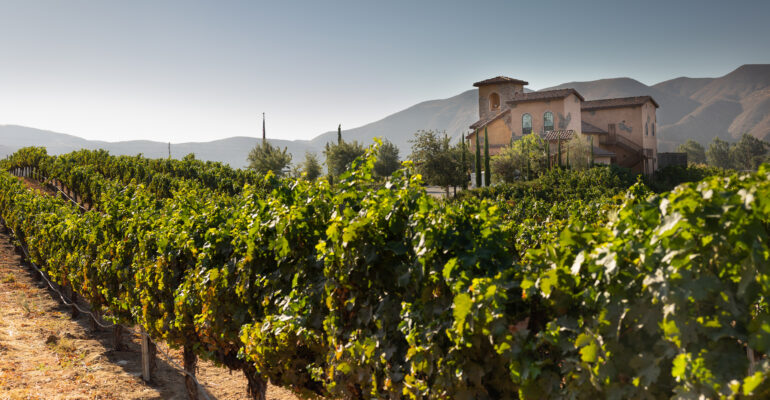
left=308, top=89, right=479, bottom=154
left=1, top=64, right=769, bottom=164
left=0, top=125, right=315, bottom=169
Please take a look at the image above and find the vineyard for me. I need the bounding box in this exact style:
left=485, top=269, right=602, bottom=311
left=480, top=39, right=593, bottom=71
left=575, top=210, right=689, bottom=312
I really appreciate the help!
left=1, top=145, right=769, bottom=399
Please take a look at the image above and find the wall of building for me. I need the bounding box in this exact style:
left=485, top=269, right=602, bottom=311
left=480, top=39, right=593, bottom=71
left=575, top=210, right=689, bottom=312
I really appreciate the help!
left=581, top=106, right=645, bottom=148
left=469, top=116, right=512, bottom=156
left=641, top=102, right=659, bottom=173
left=563, top=94, right=583, bottom=132
left=582, top=106, right=647, bottom=173
left=478, top=83, right=524, bottom=121
left=507, top=98, right=567, bottom=137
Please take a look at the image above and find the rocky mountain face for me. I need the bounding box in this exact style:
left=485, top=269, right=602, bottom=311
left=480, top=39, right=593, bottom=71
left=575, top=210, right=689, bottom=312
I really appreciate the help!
left=1, top=65, right=768, bottom=166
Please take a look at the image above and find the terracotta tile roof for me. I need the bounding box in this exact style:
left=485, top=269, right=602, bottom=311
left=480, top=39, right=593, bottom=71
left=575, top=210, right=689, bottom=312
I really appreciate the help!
left=540, top=130, right=575, bottom=141
left=581, top=96, right=659, bottom=110
left=505, top=88, right=585, bottom=105
left=581, top=120, right=608, bottom=134
left=473, top=76, right=529, bottom=87
left=468, top=108, right=510, bottom=131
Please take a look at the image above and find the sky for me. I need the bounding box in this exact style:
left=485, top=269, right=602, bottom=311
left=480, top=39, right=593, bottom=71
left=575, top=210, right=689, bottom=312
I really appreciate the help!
left=1, top=0, right=769, bottom=143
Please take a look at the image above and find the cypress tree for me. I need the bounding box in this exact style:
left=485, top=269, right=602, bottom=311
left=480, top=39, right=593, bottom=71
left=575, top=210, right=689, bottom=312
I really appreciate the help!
left=590, top=135, right=594, bottom=166
left=475, top=130, right=481, bottom=188
left=337, top=124, right=342, bottom=144
left=557, top=137, right=562, bottom=168
left=461, top=136, right=467, bottom=188
left=484, top=127, right=490, bottom=187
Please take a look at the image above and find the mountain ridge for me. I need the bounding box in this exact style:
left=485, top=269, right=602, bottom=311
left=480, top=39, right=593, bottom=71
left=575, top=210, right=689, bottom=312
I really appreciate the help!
left=2, top=64, right=769, bottom=166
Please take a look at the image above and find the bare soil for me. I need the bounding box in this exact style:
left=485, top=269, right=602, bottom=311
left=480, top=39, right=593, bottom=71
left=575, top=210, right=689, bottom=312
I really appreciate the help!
left=0, top=227, right=299, bottom=400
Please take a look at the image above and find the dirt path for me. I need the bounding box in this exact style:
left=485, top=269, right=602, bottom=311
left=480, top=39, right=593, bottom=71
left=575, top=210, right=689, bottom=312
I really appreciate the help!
left=15, top=176, right=56, bottom=197
left=0, top=228, right=299, bottom=400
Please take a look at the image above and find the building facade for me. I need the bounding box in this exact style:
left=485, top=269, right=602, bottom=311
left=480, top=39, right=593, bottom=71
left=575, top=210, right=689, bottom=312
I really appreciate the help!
left=468, top=76, right=659, bottom=175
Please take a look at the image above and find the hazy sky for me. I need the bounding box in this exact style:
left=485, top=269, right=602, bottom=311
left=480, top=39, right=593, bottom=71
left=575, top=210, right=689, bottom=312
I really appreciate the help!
left=1, top=0, right=768, bottom=143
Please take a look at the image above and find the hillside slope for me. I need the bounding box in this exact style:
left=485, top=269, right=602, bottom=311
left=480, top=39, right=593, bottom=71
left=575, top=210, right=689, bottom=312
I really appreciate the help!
left=2, top=64, right=769, bottom=163
left=309, top=89, right=479, bottom=154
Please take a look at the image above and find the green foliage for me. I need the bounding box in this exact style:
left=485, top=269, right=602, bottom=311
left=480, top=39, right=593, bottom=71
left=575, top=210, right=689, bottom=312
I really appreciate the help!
left=461, top=136, right=469, bottom=189
left=704, top=135, right=769, bottom=171
left=491, top=133, right=547, bottom=183
left=324, top=139, right=365, bottom=177
left=564, top=134, right=593, bottom=170
left=461, top=164, right=635, bottom=203
left=475, top=130, right=482, bottom=188
left=301, top=152, right=322, bottom=181
left=484, top=128, right=491, bottom=187
left=373, top=139, right=400, bottom=178
left=731, top=133, right=770, bottom=170
left=409, top=130, right=465, bottom=192
left=247, top=141, right=292, bottom=177
left=649, top=163, right=729, bottom=193
left=677, top=139, right=707, bottom=164
left=707, top=137, right=734, bottom=169
left=3, top=146, right=770, bottom=399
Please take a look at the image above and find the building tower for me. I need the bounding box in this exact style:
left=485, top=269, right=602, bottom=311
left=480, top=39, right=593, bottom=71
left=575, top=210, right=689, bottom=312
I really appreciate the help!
left=473, top=76, right=529, bottom=121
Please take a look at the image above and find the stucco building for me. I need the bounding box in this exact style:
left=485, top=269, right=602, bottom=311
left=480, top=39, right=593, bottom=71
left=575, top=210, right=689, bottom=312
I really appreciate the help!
left=468, top=76, right=659, bottom=174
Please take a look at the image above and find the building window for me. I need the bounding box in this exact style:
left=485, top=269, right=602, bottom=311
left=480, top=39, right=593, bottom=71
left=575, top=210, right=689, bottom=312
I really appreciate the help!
left=522, top=113, right=532, bottom=135
left=543, top=111, right=554, bottom=132
left=645, top=123, right=649, bottom=136
left=489, top=93, right=500, bottom=111
left=652, top=123, right=655, bottom=136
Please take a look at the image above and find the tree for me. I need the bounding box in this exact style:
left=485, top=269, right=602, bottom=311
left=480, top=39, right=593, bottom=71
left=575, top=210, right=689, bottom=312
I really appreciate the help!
left=565, top=134, right=593, bottom=170
left=461, top=136, right=469, bottom=189
left=337, top=124, right=342, bottom=144
left=730, top=134, right=769, bottom=170
left=247, top=141, right=292, bottom=176
left=484, top=128, right=491, bottom=187
left=475, top=130, right=482, bottom=188
left=373, top=139, right=401, bottom=178
left=301, top=152, right=322, bottom=180
left=677, top=139, right=707, bottom=164
left=706, top=137, right=733, bottom=169
left=491, top=133, right=547, bottom=183
left=324, top=140, right=365, bottom=177
left=409, top=130, right=464, bottom=196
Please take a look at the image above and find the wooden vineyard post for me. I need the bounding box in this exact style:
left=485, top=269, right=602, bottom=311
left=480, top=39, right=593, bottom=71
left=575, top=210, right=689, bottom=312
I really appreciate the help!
left=113, top=324, right=125, bottom=351
left=183, top=345, right=199, bottom=400
left=66, top=286, right=79, bottom=318
left=90, top=310, right=100, bottom=332
left=140, top=328, right=156, bottom=383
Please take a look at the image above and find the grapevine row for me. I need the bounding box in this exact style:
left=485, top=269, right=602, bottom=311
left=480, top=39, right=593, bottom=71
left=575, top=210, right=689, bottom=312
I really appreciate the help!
left=1, top=146, right=768, bottom=398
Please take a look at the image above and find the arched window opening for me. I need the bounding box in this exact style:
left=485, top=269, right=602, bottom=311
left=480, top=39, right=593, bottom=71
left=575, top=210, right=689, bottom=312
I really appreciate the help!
left=522, top=113, right=532, bottom=135
left=543, top=111, right=554, bottom=132
left=652, top=123, right=655, bottom=136
left=489, top=93, right=500, bottom=111
left=645, top=123, right=649, bottom=136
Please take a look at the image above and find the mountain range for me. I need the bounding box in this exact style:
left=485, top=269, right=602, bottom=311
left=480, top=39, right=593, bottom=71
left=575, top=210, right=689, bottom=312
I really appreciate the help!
left=1, top=64, right=768, bottom=168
